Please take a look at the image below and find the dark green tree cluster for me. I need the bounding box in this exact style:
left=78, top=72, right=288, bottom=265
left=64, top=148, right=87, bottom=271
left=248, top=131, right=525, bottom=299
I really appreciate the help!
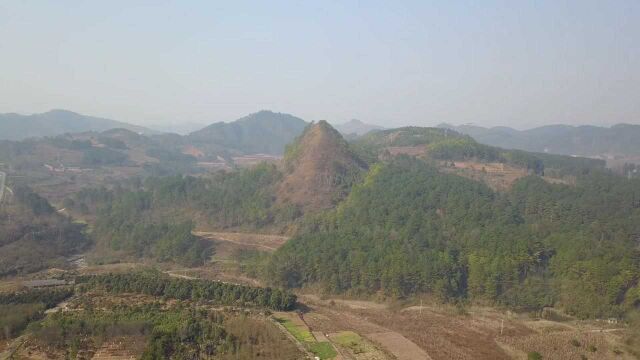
left=13, top=185, right=54, bottom=215
left=428, top=138, right=502, bottom=162
left=270, top=156, right=640, bottom=318
left=77, top=270, right=297, bottom=311
left=82, top=147, right=128, bottom=166
left=97, top=136, right=128, bottom=149
left=0, top=287, right=74, bottom=308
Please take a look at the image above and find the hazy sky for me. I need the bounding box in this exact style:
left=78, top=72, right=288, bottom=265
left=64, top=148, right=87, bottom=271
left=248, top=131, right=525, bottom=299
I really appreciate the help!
left=1, top=1, right=638, bottom=129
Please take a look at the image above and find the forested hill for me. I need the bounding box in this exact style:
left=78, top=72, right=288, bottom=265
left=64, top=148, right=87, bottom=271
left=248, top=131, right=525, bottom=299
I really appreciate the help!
left=187, top=110, right=308, bottom=155
left=352, top=126, right=605, bottom=177
left=269, top=156, right=640, bottom=319
left=0, top=109, right=156, bottom=140
left=439, top=122, right=640, bottom=158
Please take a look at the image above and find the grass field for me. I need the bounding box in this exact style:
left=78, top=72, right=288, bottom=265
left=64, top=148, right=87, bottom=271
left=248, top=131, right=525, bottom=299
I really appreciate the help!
left=274, top=314, right=338, bottom=359
left=275, top=317, right=315, bottom=343
left=309, top=342, right=337, bottom=359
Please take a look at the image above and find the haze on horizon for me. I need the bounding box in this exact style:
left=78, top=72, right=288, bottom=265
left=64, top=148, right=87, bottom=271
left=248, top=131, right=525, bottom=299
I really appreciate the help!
left=1, top=1, right=638, bottom=130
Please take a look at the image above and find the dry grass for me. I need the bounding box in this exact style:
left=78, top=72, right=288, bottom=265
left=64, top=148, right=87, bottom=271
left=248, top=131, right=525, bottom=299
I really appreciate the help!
left=498, top=330, right=634, bottom=360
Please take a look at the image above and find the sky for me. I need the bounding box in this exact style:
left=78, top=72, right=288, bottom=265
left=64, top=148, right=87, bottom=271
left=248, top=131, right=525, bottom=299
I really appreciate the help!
left=0, top=1, right=638, bottom=129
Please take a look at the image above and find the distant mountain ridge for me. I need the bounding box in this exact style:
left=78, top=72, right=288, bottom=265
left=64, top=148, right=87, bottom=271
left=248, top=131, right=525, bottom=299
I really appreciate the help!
left=439, top=122, right=640, bottom=158
left=187, top=110, right=308, bottom=156
left=0, top=109, right=156, bottom=140
left=334, top=119, right=383, bottom=136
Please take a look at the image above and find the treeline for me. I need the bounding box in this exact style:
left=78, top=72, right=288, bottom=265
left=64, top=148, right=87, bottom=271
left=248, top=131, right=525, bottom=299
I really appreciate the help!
left=82, top=147, right=128, bottom=166
left=0, top=287, right=74, bottom=308
left=77, top=270, right=297, bottom=311
left=269, top=156, right=640, bottom=319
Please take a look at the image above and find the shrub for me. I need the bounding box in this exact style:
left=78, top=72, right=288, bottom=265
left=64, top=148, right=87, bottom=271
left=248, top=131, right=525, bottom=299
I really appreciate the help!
left=527, top=351, right=542, bottom=360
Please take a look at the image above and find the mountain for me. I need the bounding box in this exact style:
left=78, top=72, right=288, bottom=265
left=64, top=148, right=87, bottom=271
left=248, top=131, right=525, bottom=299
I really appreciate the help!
left=0, top=109, right=156, bottom=140
left=350, top=126, right=605, bottom=190
left=188, top=110, right=308, bottom=156
left=439, top=123, right=640, bottom=159
left=334, top=119, right=383, bottom=136
left=277, top=121, right=367, bottom=211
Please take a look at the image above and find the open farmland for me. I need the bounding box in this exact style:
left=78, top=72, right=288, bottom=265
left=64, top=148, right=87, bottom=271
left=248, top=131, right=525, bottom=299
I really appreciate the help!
left=296, top=295, right=636, bottom=360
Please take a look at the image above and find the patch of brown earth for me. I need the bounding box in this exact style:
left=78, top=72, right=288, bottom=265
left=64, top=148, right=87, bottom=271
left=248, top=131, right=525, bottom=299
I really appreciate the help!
left=276, top=121, right=366, bottom=211
left=194, top=231, right=289, bottom=252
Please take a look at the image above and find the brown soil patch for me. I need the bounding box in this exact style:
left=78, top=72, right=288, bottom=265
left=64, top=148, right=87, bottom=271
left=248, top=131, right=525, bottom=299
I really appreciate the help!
left=92, top=337, right=145, bottom=360
left=300, top=296, right=536, bottom=360
left=385, top=146, right=427, bottom=157
left=498, top=330, right=635, bottom=360
left=441, top=161, right=528, bottom=191
left=195, top=231, right=289, bottom=252
left=182, top=145, right=204, bottom=158
left=167, top=265, right=263, bottom=287
left=367, top=332, right=431, bottom=360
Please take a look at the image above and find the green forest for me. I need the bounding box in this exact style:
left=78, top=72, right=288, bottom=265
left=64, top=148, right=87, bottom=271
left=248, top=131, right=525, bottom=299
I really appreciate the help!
left=76, top=270, right=297, bottom=311
left=269, top=156, right=640, bottom=319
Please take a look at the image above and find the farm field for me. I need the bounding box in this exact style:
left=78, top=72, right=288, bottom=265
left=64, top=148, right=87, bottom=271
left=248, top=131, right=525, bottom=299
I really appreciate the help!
left=297, top=295, right=635, bottom=360
left=274, top=311, right=339, bottom=360
left=1, top=258, right=638, bottom=360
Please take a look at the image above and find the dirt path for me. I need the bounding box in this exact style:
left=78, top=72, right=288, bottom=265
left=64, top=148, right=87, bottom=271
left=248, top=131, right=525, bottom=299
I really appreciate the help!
left=194, top=231, right=289, bottom=252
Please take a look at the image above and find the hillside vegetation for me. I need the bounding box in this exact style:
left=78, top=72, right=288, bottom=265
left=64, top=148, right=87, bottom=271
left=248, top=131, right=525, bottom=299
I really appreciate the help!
left=0, top=185, right=89, bottom=276
left=269, top=155, right=640, bottom=319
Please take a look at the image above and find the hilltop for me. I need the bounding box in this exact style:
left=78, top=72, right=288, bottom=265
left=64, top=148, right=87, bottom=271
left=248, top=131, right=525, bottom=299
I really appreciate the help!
left=187, top=110, right=308, bottom=156
left=277, top=120, right=367, bottom=211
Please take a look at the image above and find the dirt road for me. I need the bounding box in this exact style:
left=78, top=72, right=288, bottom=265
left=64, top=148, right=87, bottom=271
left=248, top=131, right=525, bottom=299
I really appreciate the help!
left=194, top=231, right=289, bottom=252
